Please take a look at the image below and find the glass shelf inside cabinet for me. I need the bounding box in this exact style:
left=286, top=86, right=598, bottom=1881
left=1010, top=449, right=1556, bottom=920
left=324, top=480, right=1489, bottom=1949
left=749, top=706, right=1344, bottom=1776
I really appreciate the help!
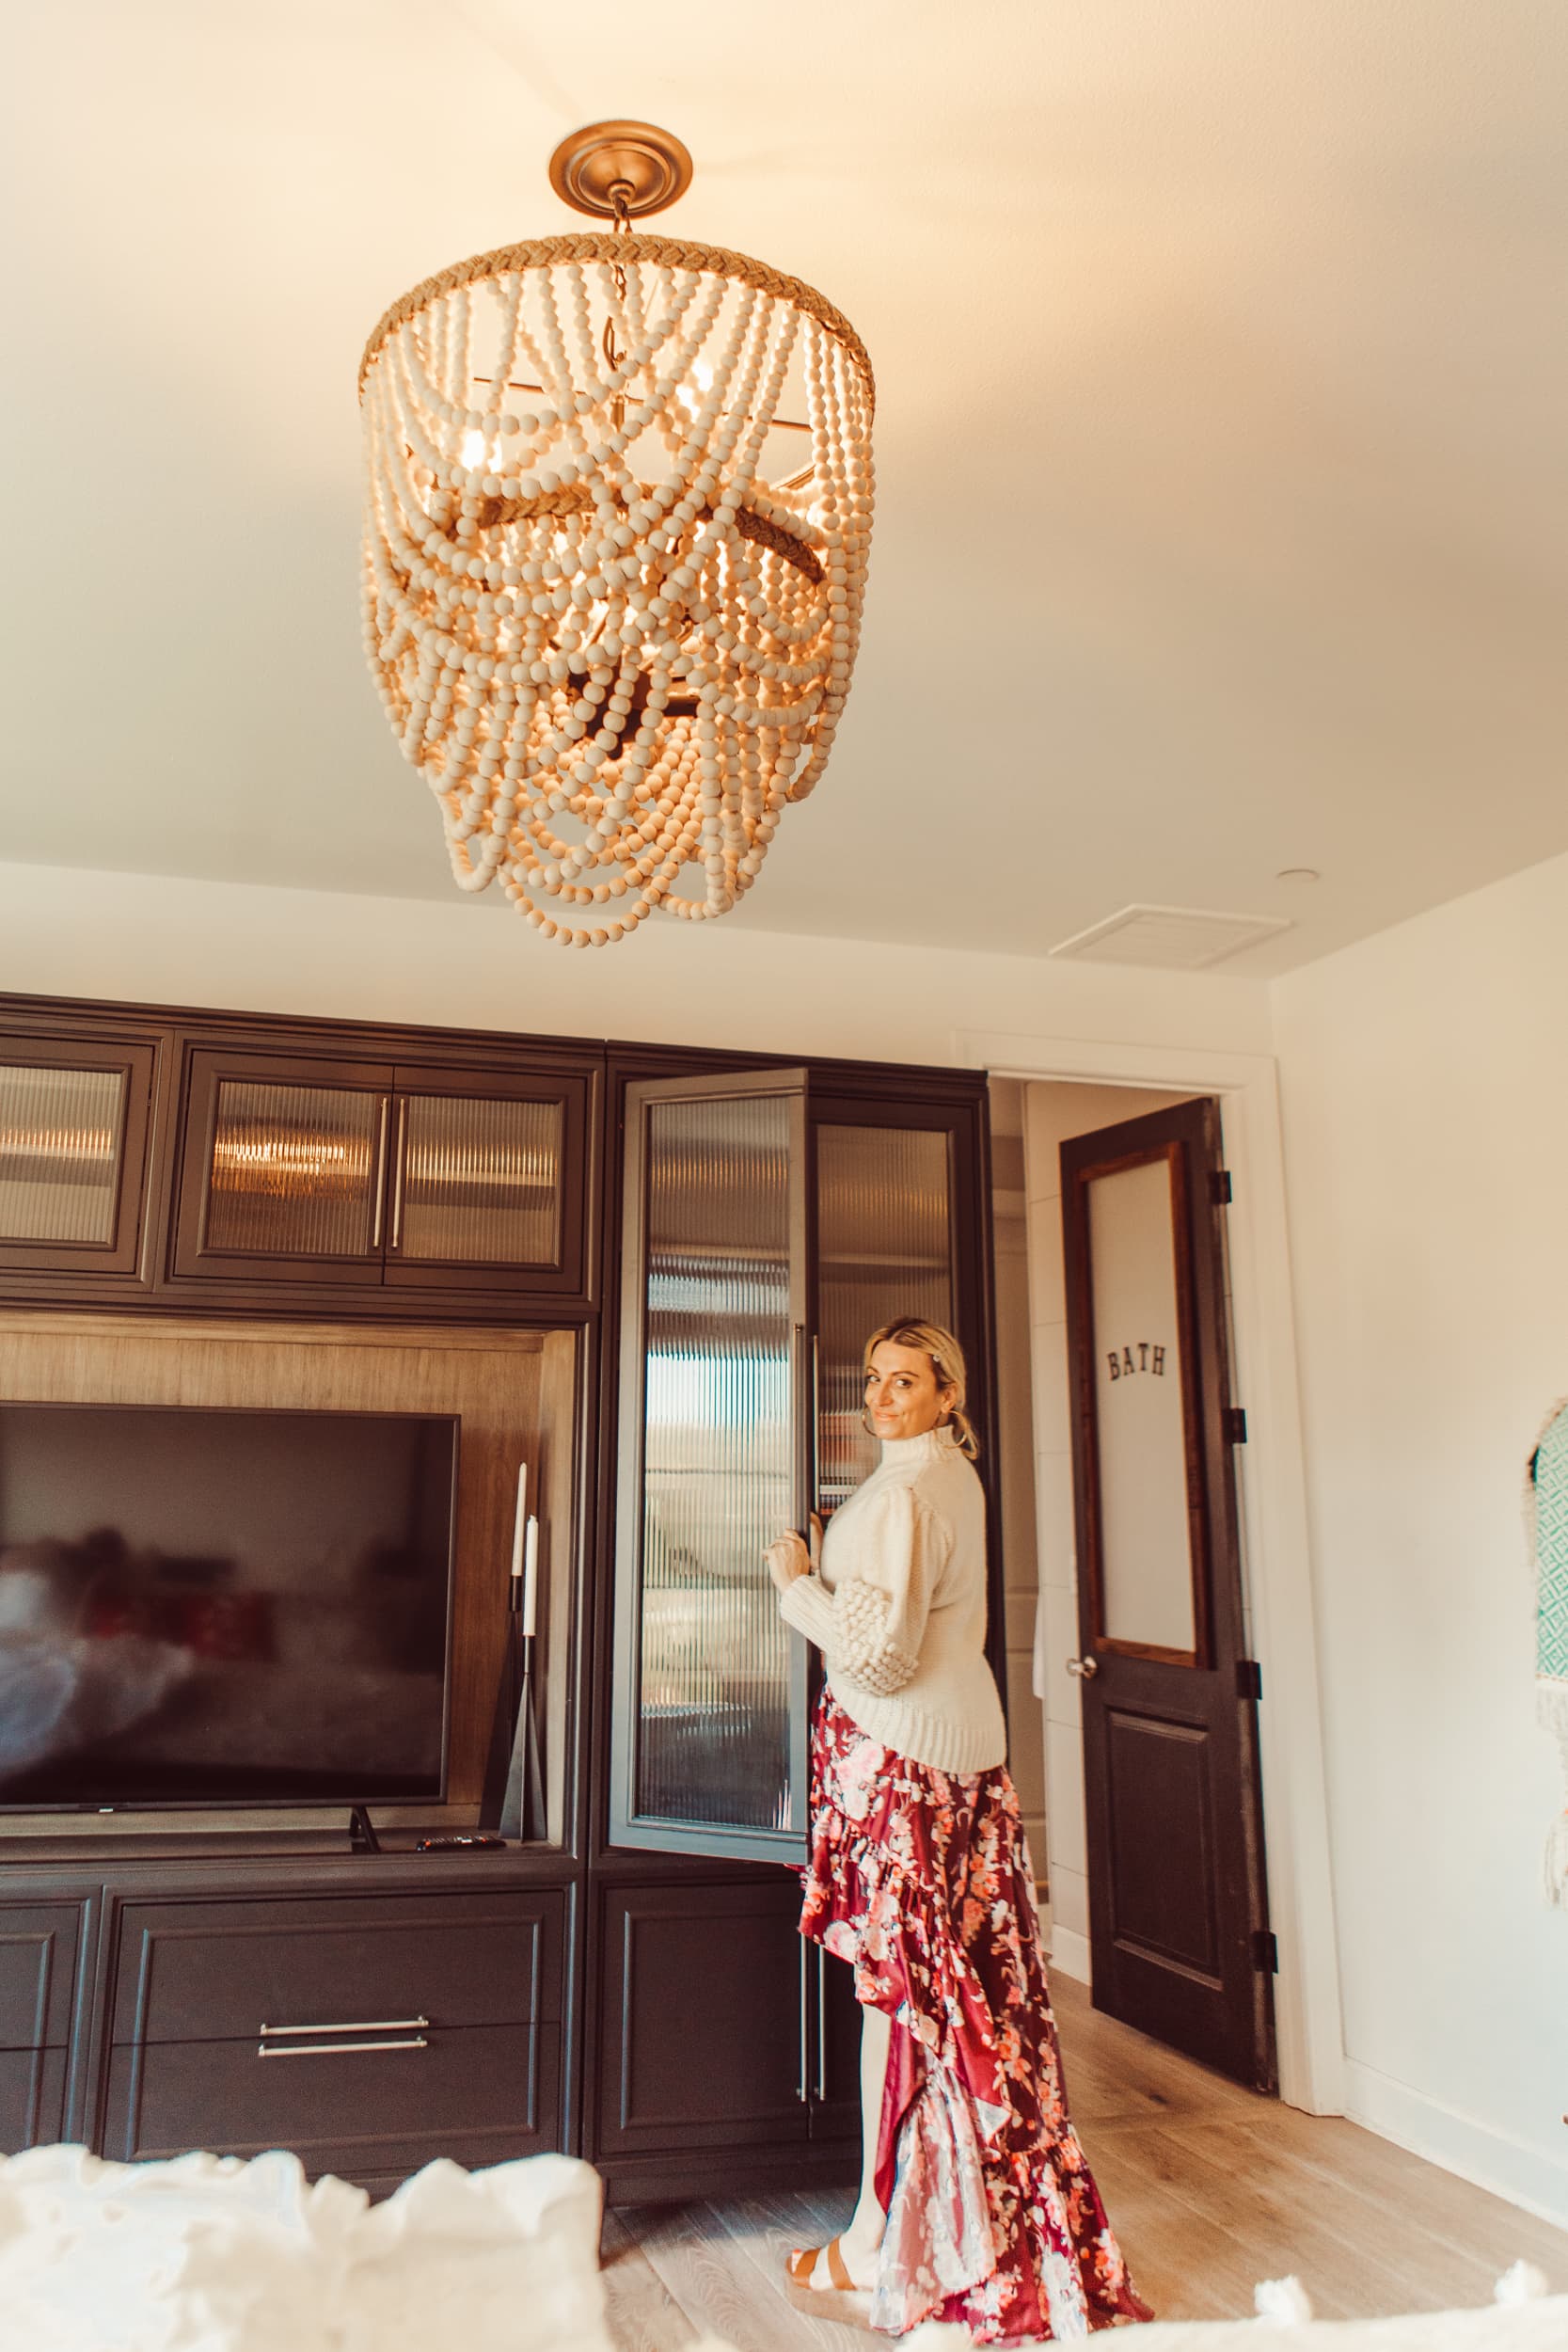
left=816, top=1124, right=956, bottom=1514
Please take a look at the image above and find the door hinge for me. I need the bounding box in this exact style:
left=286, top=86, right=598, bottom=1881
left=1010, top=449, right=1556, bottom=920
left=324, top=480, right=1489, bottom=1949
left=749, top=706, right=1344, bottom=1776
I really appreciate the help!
left=1251, top=1930, right=1279, bottom=1975
left=1224, top=1406, right=1248, bottom=1445
left=1236, top=1658, right=1262, bottom=1703
left=1211, top=1168, right=1233, bottom=1205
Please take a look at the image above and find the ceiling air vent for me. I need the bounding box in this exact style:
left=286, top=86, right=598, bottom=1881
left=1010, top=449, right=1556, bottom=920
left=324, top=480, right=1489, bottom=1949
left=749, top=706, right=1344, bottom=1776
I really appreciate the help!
left=1049, top=904, right=1291, bottom=971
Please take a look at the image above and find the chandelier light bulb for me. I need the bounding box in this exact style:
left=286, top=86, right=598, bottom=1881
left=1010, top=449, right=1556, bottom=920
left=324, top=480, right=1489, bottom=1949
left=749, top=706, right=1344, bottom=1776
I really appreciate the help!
left=358, top=121, right=875, bottom=948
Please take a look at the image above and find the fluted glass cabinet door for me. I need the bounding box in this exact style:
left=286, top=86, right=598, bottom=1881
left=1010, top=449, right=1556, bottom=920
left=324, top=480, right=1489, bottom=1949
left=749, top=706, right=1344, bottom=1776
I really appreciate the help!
left=611, top=1070, right=812, bottom=1862
left=816, top=1122, right=956, bottom=1515
left=172, top=1049, right=394, bottom=1284
left=0, top=1035, right=156, bottom=1277
left=382, top=1063, right=592, bottom=1297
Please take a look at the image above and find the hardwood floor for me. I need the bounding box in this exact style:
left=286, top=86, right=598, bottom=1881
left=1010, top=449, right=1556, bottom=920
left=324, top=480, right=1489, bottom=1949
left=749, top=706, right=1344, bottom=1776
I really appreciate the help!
left=599, top=1974, right=1568, bottom=2345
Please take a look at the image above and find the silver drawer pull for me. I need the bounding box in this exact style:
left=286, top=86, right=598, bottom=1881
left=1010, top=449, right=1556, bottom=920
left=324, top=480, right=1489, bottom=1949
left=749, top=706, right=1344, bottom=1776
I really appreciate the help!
left=259, top=2017, right=430, bottom=2038
left=258, top=2036, right=428, bottom=2058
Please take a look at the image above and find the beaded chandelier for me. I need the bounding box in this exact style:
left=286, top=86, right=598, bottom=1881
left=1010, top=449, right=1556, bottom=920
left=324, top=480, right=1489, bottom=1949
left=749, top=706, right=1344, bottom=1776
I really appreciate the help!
left=359, top=122, right=874, bottom=948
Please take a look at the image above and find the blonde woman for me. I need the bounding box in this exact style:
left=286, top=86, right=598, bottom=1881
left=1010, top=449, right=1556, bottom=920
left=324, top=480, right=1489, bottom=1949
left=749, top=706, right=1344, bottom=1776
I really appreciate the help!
left=766, top=1317, right=1148, bottom=2341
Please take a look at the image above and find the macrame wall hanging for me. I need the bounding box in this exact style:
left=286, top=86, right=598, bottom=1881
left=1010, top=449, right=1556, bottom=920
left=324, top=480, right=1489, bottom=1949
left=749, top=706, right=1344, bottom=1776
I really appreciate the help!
left=1524, top=1398, right=1568, bottom=1905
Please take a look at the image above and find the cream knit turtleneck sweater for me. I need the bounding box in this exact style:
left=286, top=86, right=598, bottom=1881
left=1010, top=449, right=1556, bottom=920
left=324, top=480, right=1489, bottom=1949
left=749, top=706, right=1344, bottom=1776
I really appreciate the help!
left=777, top=1424, right=1007, bottom=1776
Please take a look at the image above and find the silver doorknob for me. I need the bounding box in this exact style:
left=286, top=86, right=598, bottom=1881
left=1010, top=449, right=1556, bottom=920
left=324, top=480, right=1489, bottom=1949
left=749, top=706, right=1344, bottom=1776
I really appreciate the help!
left=1065, top=1656, right=1099, bottom=1679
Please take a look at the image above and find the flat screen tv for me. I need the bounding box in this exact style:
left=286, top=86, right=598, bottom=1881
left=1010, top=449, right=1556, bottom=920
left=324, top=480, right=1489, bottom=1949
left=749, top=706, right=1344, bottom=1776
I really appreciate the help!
left=0, top=1402, right=459, bottom=1811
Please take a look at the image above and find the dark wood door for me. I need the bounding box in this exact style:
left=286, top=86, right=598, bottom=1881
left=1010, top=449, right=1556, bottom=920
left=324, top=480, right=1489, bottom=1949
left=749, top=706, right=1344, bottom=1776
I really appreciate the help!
left=810, top=1938, right=863, bottom=2140
left=0, top=1032, right=157, bottom=1278
left=595, top=1879, right=811, bottom=2158
left=383, top=1060, right=594, bottom=1300
left=170, top=1046, right=394, bottom=1284
left=1061, top=1097, right=1275, bottom=2090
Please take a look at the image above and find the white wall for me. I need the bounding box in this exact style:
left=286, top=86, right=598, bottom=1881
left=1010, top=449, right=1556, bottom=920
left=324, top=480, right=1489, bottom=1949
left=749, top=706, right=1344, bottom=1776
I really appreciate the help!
left=1274, top=846, right=1568, bottom=2226
left=0, top=859, right=1273, bottom=1069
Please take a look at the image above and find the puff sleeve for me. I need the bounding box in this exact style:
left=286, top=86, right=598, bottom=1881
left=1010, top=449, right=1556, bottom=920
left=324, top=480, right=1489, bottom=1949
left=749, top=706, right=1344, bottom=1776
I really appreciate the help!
left=776, top=1482, right=949, bottom=1698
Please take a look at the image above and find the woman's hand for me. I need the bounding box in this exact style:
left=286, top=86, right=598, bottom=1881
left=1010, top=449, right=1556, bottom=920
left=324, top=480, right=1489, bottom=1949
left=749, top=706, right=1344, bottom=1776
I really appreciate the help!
left=764, top=1530, right=812, bottom=1594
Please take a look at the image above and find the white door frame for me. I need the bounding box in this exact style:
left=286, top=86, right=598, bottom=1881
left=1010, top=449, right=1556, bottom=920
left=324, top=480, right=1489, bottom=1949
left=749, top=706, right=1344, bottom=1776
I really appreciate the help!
left=962, top=1028, right=1345, bottom=2117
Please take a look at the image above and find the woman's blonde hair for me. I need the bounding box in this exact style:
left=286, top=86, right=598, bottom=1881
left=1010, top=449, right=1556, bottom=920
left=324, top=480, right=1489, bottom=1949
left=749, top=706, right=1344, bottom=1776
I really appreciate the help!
left=863, top=1317, right=980, bottom=1460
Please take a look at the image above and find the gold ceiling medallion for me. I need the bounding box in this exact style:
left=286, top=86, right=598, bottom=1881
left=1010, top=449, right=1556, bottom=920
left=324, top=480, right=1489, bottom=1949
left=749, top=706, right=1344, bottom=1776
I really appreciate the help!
left=546, top=119, right=693, bottom=221
left=359, top=119, right=874, bottom=948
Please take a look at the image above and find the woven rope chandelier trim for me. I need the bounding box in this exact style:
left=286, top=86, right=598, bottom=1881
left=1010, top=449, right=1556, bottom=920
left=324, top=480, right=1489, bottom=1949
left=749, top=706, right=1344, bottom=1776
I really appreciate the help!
left=359, top=123, right=875, bottom=949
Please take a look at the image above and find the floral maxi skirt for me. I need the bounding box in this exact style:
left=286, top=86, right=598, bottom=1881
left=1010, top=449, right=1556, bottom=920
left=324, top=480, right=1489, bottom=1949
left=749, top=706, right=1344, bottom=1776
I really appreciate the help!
left=800, top=1692, right=1150, bottom=2341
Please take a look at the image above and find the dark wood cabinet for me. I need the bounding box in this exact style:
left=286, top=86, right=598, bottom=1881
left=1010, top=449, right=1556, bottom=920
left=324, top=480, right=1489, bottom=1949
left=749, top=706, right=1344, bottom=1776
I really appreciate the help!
left=0, top=1899, right=90, bottom=2050
left=811, top=1937, right=864, bottom=2141
left=607, top=1063, right=1002, bottom=1867
left=596, top=1878, right=810, bottom=2161
left=171, top=1047, right=394, bottom=1285
left=382, top=1061, right=591, bottom=1300
left=0, top=2047, right=69, bottom=2152
left=0, top=1030, right=158, bottom=1281
left=0, top=992, right=999, bottom=2205
left=109, top=1887, right=562, bottom=2044
left=102, top=2022, right=556, bottom=2179
left=0, top=1867, right=566, bottom=2187
left=170, top=1044, right=595, bottom=1303
left=0, top=1892, right=95, bottom=2154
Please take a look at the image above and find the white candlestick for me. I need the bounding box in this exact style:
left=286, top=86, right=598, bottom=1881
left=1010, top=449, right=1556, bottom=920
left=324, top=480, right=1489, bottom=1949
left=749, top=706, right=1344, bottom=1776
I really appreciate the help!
left=510, top=1465, right=528, bottom=1583
left=522, top=1516, right=539, bottom=1639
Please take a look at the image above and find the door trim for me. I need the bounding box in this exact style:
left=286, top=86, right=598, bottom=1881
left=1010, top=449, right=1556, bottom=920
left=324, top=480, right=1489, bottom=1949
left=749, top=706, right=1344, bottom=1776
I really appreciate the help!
left=958, top=1028, right=1344, bottom=2119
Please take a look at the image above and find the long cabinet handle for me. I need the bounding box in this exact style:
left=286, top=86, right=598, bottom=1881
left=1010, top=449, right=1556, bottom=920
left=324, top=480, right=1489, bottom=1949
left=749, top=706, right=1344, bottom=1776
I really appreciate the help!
left=370, top=1094, right=390, bottom=1248
left=389, top=1097, right=408, bottom=1249
left=258, top=2036, right=427, bottom=2059
left=798, top=1935, right=809, bottom=2103
left=259, top=2016, right=430, bottom=2037
left=816, top=1944, right=829, bottom=2103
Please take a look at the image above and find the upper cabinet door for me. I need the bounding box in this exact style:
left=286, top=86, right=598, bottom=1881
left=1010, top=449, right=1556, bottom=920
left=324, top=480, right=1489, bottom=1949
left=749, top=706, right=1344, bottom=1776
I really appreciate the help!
left=383, top=1064, right=594, bottom=1298
left=170, top=1048, right=394, bottom=1285
left=0, top=1033, right=157, bottom=1279
left=814, top=1113, right=959, bottom=1517
left=169, top=1044, right=596, bottom=1300
left=610, top=1070, right=813, bottom=1864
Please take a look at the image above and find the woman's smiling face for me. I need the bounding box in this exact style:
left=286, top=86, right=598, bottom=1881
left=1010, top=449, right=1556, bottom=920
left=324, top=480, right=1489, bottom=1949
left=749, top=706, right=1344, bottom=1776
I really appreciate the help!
left=864, top=1339, right=956, bottom=1441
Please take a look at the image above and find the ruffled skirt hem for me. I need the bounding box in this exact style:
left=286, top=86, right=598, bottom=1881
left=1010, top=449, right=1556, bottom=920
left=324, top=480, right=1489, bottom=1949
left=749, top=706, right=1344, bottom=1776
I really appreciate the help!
left=800, top=1692, right=1150, bottom=2342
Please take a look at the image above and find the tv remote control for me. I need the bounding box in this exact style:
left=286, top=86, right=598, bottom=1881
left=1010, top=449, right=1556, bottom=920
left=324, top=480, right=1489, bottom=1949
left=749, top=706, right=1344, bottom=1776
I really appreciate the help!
left=414, top=1834, right=507, bottom=1851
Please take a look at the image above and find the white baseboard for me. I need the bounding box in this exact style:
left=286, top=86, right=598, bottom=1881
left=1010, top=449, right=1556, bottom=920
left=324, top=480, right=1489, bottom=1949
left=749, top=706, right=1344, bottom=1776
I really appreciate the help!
left=1047, top=1923, right=1092, bottom=1986
left=1343, top=2058, right=1568, bottom=2232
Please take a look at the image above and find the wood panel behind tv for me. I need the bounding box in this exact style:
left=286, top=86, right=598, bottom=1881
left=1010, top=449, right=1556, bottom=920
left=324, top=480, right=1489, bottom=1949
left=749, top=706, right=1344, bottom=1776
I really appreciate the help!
left=0, top=1312, right=579, bottom=1834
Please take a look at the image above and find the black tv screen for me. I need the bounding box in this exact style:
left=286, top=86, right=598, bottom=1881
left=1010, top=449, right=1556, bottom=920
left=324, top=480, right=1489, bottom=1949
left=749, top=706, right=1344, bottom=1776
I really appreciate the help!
left=0, top=1403, right=458, bottom=1810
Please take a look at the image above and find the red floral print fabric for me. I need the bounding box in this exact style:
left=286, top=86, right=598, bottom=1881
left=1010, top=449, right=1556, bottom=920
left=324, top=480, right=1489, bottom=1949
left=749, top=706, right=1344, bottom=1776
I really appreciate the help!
left=800, top=1691, right=1150, bottom=2341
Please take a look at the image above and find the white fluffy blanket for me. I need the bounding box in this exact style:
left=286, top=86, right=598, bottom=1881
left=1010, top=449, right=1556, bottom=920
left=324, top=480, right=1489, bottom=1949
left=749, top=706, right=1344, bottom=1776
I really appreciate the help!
left=0, top=2144, right=1562, bottom=2351
left=0, top=2143, right=613, bottom=2352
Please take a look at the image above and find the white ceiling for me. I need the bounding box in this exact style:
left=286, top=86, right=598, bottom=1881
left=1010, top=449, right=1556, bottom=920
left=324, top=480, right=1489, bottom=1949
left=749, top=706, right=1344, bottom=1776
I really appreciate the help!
left=3, top=0, right=1564, bottom=976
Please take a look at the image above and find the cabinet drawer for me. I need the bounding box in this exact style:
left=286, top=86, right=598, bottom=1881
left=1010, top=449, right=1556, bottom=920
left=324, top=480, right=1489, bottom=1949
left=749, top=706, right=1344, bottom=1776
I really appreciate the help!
left=0, top=2046, right=67, bottom=2154
left=112, top=1889, right=563, bottom=2045
left=102, top=2020, right=560, bottom=2177
left=0, top=1901, right=89, bottom=2051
